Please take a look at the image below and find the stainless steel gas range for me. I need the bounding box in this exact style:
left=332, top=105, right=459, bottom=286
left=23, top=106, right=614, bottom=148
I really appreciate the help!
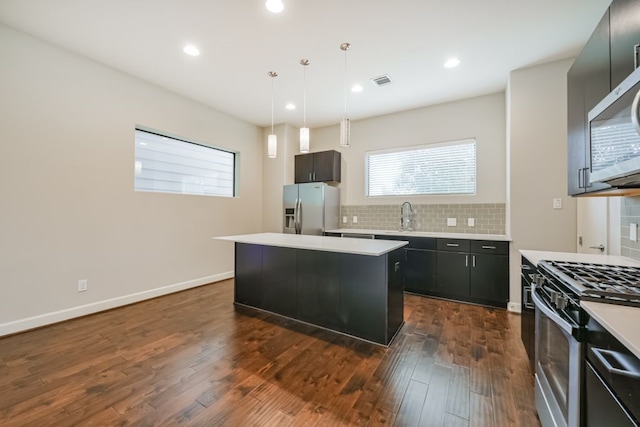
left=534, top=260, right=640, bottom=427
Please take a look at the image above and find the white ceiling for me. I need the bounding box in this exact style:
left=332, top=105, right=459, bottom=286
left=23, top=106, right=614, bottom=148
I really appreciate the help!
left=0, top=0, right=611, bottom=129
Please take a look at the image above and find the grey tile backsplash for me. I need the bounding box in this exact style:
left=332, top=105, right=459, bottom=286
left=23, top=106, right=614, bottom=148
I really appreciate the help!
left=340, top=203, right=506, bottom=235
left=621, top=196, right=640, bottom=260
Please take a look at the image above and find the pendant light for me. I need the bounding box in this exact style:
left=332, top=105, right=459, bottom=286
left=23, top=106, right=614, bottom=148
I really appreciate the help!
left=300, top=59, right=310, bottom=153
left=340, top=42, right=351, bottom=148
left=267, top=71, right=278, bottom=158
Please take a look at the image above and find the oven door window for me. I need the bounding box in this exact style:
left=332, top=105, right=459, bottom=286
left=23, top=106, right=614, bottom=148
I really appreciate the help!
left=538, top=308, right=572, bottom=424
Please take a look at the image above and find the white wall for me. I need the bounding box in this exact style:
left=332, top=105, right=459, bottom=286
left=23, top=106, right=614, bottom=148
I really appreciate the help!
left=507, top=58, right=577, bottom=308
left=0, top=25, right=263, bottom=335
left=308, top=92, right=507, bottom=206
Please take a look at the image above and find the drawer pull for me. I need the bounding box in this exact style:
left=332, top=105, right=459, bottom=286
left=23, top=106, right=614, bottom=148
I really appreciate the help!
left=482, top=245, right=496, bottom=250
left=521, top=264, right=532, bottom=270
left=446, top=243, right=459, bottom=247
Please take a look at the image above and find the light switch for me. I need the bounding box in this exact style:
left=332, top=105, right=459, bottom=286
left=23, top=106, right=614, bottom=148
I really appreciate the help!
left=632, top=223, right=638, bottom=242
left=342, top=216, right=347, bottom=224
left=447, top=218, right=457, bottom=227
left=468, top=218, right=475, bottom=227
left=553, top=198, right=562, bottom=209
left=353, top=216, right=358, bottom=224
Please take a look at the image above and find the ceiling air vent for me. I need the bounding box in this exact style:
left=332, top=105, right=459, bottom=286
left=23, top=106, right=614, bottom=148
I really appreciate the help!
left=371, top=74, right=392, bottom=87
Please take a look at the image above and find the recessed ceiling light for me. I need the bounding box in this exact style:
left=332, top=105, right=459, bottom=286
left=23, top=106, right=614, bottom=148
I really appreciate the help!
left=285, top=103, right=296, bottom=110
left=183, top=45, right=200, bottom=56
left=266, top=0, right=284, bottom=13
left=444, top=57, right=460, bottom=68
left=351, top=84, right=363, bottom=93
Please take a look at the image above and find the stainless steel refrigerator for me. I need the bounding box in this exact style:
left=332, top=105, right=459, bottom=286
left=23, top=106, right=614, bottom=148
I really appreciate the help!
left=283, top=183, right=340, bottom=235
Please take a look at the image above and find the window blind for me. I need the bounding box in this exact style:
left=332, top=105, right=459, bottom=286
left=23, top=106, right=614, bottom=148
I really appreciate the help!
left=134, top=129, right=235, bottom=197
left=366, top=139, right=476, bottom=196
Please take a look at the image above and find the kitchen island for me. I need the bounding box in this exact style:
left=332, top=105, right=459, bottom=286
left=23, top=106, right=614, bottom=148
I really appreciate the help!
left=216, top=233, right=408, bottom=346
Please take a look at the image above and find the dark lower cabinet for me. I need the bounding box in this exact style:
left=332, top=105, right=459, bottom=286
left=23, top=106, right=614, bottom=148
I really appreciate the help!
left=262, top=246, right=297, bottom=318
left=520, top=256, right=536, bottom=373
left=404, top=249, right=437, bottom=294
left=436, top=251, right=470, bottom=298
left=234, top=243, right=403, bottom=345
left=470, top=253, right=509, bottom=304
left=297, top=249, right=341, bottom=330
left=435, top=239, right=509, bottom=308
left=339, top=253, right=388, bottom=344
left=234, top=243, right=263, bottom=308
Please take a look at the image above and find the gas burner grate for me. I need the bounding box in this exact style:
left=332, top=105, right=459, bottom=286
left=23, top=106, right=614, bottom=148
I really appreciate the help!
left=547, top=261, right=640, bottom=303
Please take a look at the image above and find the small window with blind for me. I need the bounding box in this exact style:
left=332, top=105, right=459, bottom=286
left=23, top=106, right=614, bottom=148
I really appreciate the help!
left=366, top=139, right=476, bottom=197
left=134, top=128, right=236, bottom=197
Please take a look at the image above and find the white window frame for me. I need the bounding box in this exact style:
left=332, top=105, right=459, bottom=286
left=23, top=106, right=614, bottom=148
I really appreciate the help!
left=365, top=138, right=477, bottom=197
left=134, top=127, right=238, bottom=197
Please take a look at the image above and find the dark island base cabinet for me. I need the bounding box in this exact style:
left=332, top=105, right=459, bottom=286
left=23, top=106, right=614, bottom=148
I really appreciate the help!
left=234, top=243, right=403, bottom=346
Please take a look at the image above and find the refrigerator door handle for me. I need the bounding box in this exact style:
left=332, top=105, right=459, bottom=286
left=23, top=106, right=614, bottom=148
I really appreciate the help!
left=296, top=198, right=302, bottom=234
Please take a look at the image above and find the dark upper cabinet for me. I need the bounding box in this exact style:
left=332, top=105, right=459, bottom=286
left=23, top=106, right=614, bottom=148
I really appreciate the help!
left=610, top=0, right=640, bottom=89
left=294, top=150, right=341, bottom=184
left=567, top=10, right=612, bottom=195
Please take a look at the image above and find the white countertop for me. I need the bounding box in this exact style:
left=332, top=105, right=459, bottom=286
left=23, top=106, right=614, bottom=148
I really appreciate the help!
left=582, top=301, right=640, bottom=360
left=215, top=232, right=408, bottom=256
left=325, top=228, right=510, bottom=241
left=519, top=249, right=640, bottom=267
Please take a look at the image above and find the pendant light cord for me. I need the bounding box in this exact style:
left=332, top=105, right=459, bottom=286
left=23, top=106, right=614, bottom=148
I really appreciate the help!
left=344, top=47, right=348, bottom=119
left=271, top=75, right=275, bottom=134
left=303, top=64, right=307, bottom=127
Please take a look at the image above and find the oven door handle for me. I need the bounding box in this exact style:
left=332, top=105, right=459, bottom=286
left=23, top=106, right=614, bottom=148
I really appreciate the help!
left=531, top=284, right=575, bottom=335
left=591, top=347, right=640, bottom=380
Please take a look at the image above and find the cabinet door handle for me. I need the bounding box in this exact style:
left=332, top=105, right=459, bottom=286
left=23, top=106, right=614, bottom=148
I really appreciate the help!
left=635, top=44, right=640, bottom=70
left=465, top=255, right=468, bottom=267
left=577, top=168, right=583, bottom=188
left=472, top=255, right=476, bottom=267
left=446, top=243, right=459, bottom=247
left=309, top=172, right=312, bottom=181
left=481, top=245, right=496, bottom=250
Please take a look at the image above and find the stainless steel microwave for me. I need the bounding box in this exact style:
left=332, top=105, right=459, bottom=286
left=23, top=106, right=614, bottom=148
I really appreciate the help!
left=589, top=66, right=640, bottom=186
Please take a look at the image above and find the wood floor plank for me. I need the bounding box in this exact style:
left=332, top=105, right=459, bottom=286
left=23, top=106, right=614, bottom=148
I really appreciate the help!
left=0, top=281, right=540, bottom=427
left=392, top=379, right=428, bottom=427
left=418, top=363, right=451, bottom=426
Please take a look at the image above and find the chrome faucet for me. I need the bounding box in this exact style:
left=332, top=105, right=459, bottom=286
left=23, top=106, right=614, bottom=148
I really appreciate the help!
left=400, top=201, right=414, bottom=231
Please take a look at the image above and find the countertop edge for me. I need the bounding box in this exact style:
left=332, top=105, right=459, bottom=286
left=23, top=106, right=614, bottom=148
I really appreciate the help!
left=214, top=233, right=408, bottom=256
left=519, top=249, right=640, bottom=267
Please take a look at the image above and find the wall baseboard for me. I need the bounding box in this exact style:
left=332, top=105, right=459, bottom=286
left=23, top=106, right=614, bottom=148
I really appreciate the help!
left=0, top=272, right=234, bottom=337
left=507, top=302, right=521, bottom=313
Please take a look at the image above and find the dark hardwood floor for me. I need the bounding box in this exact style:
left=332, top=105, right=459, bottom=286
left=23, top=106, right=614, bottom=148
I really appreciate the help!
left=0, top=280, right=540, bottom=426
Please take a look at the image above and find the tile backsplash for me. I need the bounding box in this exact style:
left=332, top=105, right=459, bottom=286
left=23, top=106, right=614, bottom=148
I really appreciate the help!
left=621, top=196, right=640, bottom=260
left=340, top=203, right=506, bottom=235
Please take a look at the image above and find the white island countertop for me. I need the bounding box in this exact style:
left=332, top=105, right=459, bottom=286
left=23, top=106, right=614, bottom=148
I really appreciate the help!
left=325, top=228, right=510, bottom=241
left=215, top=232, right=408, bottom=256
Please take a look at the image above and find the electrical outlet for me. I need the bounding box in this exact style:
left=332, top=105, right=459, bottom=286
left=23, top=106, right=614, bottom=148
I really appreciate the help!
left=447, top=218, right=457, bottom=227
left=342, top=216, right=347, bottom=224
left=353, top=216, right=358, bottom=224
left=468, top=218, right=475, bottom=227
left=632, top=223, right=638, bottom=242
left=553, top=198, right=562, bottom=209
left=78, top=279, right=87, bottom=292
